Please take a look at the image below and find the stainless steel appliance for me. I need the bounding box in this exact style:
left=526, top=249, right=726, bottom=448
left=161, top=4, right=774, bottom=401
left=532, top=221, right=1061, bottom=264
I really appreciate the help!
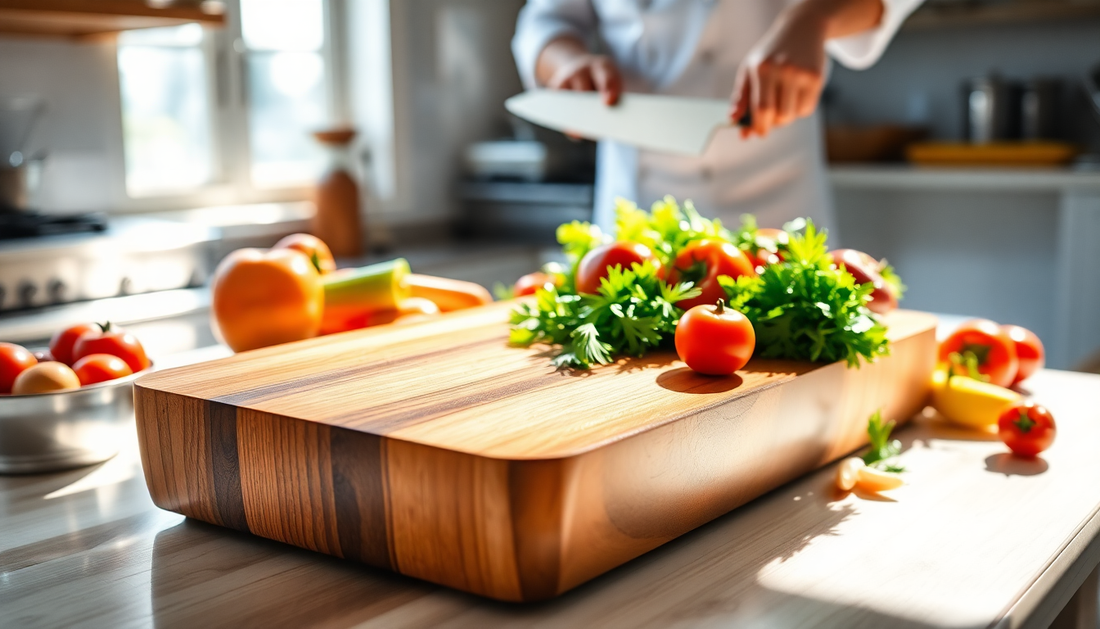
left=0, top=217, right=217, bottom=312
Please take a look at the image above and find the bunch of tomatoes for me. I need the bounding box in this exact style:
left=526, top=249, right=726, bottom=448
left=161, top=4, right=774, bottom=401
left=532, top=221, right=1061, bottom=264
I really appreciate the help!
left=0, top=323, right=150, bottom=396
left=936, top=318, right=1055, bottom=458
left=511, top=227, right=901, bottom=377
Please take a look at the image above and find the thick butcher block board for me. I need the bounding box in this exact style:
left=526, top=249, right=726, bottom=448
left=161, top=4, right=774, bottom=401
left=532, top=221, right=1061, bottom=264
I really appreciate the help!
left=134, top=302, right=937, bottom=602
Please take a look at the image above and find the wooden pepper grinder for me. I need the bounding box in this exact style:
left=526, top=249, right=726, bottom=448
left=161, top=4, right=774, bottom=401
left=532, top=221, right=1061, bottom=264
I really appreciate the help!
left=311, top=127, right=363, bottom=257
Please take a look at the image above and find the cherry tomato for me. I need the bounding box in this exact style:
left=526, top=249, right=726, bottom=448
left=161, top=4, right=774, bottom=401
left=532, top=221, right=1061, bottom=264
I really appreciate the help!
left=33, top=350, right=54, bottom=362
left=72, top=353, right=134, bottom=386
left=72, top=322, right=151, bottom=374
left=938, top=319, right=1019, bottom=388
left=1002, top=325, right=1044, bottom=384
left=830, top=249, right=898, bottom=315
left=666, top=239, right=756, bottom=309
left=49, top=323, right=98, bottom=365
left=575, top=242, right=659, bottom=295
left=675, top=299, right=756, bottom=376
left=997, top=401, right=1056, bottom=458
left=273, top=233, right=337, bottom=275
left=514, top=272, right=563, bottom=297
left=12, top=361, right=80, bottom=395
left=0, top=342, right=37, bottom=394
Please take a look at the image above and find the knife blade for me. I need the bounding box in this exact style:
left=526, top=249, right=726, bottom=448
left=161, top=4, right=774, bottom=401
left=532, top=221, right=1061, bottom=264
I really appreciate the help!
left=505, top=89, right=747, bottom=156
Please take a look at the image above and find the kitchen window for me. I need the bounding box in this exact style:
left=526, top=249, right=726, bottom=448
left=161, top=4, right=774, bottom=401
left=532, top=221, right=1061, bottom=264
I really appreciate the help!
left=117, top=24, right=215, bottom=195
left=116, top=0, right=333, bottom=200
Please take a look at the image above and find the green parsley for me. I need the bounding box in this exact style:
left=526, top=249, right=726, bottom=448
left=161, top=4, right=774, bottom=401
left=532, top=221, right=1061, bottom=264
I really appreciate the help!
left=509, top=261, right=699, bottom=368
left=862, top=410, right=905, bottom=472
left=510, top=197, right=897, bottom=370
left=720, top=221, right=889, bottom=367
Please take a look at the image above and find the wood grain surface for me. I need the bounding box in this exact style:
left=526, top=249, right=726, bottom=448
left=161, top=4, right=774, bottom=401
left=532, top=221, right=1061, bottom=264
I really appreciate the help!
left=134, top=303, right=938, bottom=600
left=4, top=368, right=1100, bottom=628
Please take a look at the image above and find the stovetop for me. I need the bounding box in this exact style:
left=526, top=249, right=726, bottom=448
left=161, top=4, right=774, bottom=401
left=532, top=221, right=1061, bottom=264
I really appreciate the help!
left=0, top=211, right=109, bottom=240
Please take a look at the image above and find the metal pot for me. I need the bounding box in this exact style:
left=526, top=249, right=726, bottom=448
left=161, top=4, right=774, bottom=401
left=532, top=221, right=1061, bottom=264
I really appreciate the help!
left=963, top=76, right=1020, bottom=143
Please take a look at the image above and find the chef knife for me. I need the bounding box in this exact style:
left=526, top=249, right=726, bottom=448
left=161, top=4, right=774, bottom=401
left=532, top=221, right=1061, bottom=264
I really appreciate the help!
left=504, top=89, right=748, bottom=156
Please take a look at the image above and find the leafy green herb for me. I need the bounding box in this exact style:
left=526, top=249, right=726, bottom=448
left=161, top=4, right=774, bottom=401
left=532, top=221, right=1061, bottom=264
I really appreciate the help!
left=720, top=221, right=889, bottom=367
left=614, top=196, right=732, bottom=268
left=879, top=260, right=907, bottom=300
left=511, top=197, right=898, bottom=370
left=863, top=410, right=904, bottom=471
left=509, top=261, right=699, bottom=368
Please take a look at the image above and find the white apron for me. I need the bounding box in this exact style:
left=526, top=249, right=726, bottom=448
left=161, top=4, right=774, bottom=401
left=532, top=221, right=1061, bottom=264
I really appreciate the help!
left=512, top=0, right=923, bottom=232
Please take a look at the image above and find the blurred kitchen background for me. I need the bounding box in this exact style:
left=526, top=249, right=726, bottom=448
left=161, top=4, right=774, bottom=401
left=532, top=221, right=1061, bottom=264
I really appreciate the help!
left=0, top=0, right=1098, bottom=371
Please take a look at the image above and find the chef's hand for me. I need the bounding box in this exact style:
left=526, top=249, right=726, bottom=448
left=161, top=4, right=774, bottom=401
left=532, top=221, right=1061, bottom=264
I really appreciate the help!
left=731, top=0, right=884, bottom=138
left=536, top=37, right=623, bottom=106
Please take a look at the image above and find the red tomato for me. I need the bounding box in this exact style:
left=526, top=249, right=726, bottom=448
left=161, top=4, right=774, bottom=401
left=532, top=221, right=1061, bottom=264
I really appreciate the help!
left=33, top=350, right=54, bottom=362
left=745, top=228, right=788, bottom=271
left=514, top=272, right=563, bottom=297
left=49, top=323, right=98, bottom=365
left=1002, top=325, right=1044, bottom=384
left=666, top=239, right=756, bottom=309
left=997, top=401, right=1056, bottom=458
left=675, top=300, right=756, bottom=376
left=938, top=319, right=1019, bottom=388
left=72, top=353, right=134, bottom=386
left=72, top=323, right=151, bottom=374
left=830, top=249, right=898, bottom=315
left=575, top=242, right=659, bottom=294
left=0, top=342, right=37, bottom=394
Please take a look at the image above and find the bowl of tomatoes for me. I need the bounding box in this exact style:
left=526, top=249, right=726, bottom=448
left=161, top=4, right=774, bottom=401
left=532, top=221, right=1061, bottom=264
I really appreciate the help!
left=0, top=322, right=151, bottom=474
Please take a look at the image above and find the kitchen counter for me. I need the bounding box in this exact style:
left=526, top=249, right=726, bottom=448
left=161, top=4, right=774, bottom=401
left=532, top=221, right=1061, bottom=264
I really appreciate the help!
left=3, top=367, right=1100, bottom=628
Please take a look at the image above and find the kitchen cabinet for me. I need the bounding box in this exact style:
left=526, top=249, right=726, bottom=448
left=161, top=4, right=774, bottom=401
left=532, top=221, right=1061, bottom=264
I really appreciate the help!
left=831, top=165, right=1100, bottom=372
left=906, top=0, right=1100, bottom=30
left=0, top=0, right=224, bottom=39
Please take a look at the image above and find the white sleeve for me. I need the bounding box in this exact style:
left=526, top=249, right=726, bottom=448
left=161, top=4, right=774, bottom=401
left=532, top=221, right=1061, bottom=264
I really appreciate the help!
left=512, top=0, right=598, bottom=89
left=825, top=0, right=923, bottom=70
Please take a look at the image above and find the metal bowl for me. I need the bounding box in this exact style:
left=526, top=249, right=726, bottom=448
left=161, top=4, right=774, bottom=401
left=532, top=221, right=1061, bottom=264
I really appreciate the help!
left=0, top=367, right=148, bottom=474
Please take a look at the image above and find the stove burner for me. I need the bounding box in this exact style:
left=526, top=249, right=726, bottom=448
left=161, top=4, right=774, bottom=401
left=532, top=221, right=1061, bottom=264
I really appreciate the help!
left=0, top=212, right=108, bottom=240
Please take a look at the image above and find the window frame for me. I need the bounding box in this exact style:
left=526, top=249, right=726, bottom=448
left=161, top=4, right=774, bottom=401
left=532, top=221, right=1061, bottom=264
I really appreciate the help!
left=113, top=0, right=345, bottom=211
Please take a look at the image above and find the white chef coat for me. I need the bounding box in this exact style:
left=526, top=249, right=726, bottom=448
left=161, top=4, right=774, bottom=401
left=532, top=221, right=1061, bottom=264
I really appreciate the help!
left=512, top=0, right=922, bottom=233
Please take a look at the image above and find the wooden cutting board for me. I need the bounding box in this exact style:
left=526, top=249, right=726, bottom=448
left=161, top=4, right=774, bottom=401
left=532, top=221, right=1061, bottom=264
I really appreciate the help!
left=134, top=302, right=938, bottom=602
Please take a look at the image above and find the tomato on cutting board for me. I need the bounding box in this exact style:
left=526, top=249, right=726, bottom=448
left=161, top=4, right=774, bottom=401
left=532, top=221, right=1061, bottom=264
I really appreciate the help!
left=938, top=319, right=1019, bottom=388
left=1002, top=324, right=1044, bottom=384
left=72, top=322, right=151, bottom=373
left=49, top=323, right=98, bottom=366
left=72, top=354, right=134, bottom=386
left=0, top=342, right=37, bottom=394
left=675, top=299, right=756, bottom=376
left=575, top=242, right=660, bottom=295
left=746, top=228, right=788, bottom=271
left=998, top=401, right=1056, bottom=458
left=829, top=249, right=898, bottom=315
left=513, top=272, right=563, bottom=297
left=665, top=239, right=756, bottom=310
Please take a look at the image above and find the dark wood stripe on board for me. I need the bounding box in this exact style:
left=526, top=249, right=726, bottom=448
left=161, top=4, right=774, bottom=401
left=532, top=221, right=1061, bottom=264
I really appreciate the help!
left=330, top=428, right=392, bottom=569
left=207, top=400, right=249, bottom=533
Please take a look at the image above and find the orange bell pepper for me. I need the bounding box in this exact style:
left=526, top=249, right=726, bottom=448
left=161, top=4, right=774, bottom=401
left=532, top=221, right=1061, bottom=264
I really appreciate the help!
left=273, top=233, right=337, bottom=274
left=211, top=248, right=324, bottom=352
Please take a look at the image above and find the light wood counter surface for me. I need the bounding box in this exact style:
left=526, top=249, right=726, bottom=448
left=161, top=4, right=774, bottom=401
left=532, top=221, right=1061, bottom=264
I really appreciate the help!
left=2, top=368, right=1100, bottom=628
